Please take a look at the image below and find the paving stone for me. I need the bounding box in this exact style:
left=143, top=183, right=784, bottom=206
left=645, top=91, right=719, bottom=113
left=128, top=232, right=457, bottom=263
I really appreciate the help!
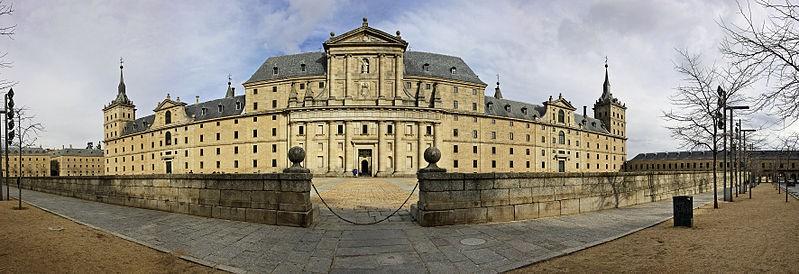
left=9, top=181, right=719, bottom=274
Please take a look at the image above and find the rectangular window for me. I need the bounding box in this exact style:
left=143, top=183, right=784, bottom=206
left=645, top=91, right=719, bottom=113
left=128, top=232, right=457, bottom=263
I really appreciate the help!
left=453, top=145, right=459, bottom=153
left=253, top=129, right=258, bottom=138
left=362, top=124, right=368, bottom=135
left=253, top=145, right=258, bottom=153
left=473, top=146, right=478, bottom=154
left=234, top=131, right=239, bottom=139
left=491, top=147, right=496, bottom=154
left=453, top=129, right=459, bottom=137
left=272, top=128, right=277, bottom=136
left=272, top=159, right=277, bottom=167
left=216, top=148, right=220, bottom=155
left=472, top=102, right=477, bottom=111
left=453, top=160, right=459, bottom=168
left=234, top=146, right=239, bottom=154
left=272, top=100, right=277, bottom=108
left=406, top=125, right=413, bottom=135
left=253, top=160, right=258, bottom=168
left=272, top=144, right=277, bottom=153
left=234, top=160, right=239, bottom=168
left=492, top=160, right=496, bottom=168
left=216, top=133, right=220, bottom=141
left=426, top=126, right=432, bottom=135
left=387, top=124, right=394, bottom=134
left=453, top=100, right=459, bottom=109
left=337, top=124, right=344, bottom=135
left=473, top=160, right=478, bottom=168
left=299, top=125, right=305, bottom=135
left=317, top=125, right=324, bottom=135
left=216, top=161, right=221, bottom=168
left=491, top=131, right=496, bottom=139
left=272, top=86, right=277, bottom=92
left=472, top=130, right=478, bottom=139
left=253, top=102, right=258, bottom=110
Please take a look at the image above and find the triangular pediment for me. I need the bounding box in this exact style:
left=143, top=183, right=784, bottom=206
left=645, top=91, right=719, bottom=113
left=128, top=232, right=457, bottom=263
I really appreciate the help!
left=545, top=96, right=577, bottom=111
left=324, top=25, right=408, bottom=49
left=154, top=98, right=187, bottom=112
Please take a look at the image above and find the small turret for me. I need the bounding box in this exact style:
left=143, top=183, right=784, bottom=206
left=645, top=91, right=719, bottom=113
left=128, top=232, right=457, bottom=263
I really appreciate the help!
left=225, top=74, right=235, bottom=98
left=493, top=81, right=503, bottom=99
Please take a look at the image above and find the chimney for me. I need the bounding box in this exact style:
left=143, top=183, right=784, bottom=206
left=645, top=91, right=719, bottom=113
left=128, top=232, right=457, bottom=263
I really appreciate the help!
left=583, top=106, right=587, bottom=117
left=582, top=106, right=587, bottom=124
left=195, top=96, right=200, bottom=104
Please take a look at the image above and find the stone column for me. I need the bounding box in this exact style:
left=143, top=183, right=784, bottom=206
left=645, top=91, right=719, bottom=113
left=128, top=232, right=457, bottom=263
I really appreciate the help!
left=344, top=55, right=351, bottom=99
left=286, top=120, right=293, bottom=168
left=304, top=122, right=311, bottom=169
left=327, top=120, right=333, bottom=174
left=434, top=122, right=443, bottom=168
left=417, top=122, right=424, bottom=171
left=376, top=121, right=385, bottom=176
left=327, top=54, right=335, bottom=100
left=394, top=54, right=402, bottom=100
left=344, top=121, right=353, bottom=174
left=378, top=54, right=384, bottom=100
left=393, top=121, right=400, bottom=174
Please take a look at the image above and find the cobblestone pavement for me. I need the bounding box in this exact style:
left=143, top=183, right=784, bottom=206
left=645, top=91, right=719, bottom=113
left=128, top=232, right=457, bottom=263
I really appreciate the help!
left=311, top=177, right=418, bottom=225
left=10, top=180, right=717, bottom=273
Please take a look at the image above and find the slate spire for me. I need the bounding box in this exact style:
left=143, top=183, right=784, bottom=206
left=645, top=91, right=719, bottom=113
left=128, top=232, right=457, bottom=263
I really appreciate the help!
left=113, top=57, right=132, bottom=105
left=493, top=74, right=503, bottom=99
left=225, top=74, right=235, bottom=98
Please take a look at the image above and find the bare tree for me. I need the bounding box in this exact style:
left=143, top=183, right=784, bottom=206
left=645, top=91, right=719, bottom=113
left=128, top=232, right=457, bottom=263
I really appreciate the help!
left=663, top=50, right=757, bottom=208
left=8, top=107, right=44, bottom=209
left=720, top=0, right=799, bottom=124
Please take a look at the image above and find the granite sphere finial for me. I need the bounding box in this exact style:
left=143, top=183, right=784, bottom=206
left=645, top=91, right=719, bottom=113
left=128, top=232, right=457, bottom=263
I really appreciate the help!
left=284, top=146, right=310, bottom=173
left=420, top=147, right=446, bottom=173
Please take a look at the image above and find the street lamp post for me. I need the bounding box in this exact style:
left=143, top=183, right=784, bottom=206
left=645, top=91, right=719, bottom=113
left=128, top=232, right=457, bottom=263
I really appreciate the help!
left=742, top=129, right=755, bottom=199
left=726, top=105, right=749, bottom=202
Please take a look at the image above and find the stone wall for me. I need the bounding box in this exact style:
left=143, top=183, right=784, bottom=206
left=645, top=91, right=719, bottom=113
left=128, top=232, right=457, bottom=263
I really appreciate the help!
left=19, top=173, right=317, bottom=227
left=412, top=171, right=721, bottom=227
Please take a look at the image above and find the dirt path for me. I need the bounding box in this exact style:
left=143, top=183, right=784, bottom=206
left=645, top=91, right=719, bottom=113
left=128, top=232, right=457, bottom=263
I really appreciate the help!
left=514, top=184, right=799, bottom=273
left=0, top=200, right=224, bottom=273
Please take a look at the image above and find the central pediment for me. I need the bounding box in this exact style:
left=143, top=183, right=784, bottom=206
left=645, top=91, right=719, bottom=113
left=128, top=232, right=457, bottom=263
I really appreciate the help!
left=154, top=97, right=187, bottom=112
left=323, top=18, right=408, bottom=50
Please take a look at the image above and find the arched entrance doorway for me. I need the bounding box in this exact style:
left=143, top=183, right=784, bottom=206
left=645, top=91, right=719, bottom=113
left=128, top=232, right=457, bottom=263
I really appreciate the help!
left=361, top=159, right=371, bottom=176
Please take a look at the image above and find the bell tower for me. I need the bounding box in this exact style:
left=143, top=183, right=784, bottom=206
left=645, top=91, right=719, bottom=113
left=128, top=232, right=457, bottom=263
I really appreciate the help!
left=103, top=58, right=136, bottom=141
left=593, top=60, right=626, bottom=137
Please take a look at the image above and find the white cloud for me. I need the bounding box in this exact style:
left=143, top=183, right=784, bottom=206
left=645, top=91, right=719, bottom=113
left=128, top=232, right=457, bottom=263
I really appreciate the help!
left=2, top=0, right=791, bottom=156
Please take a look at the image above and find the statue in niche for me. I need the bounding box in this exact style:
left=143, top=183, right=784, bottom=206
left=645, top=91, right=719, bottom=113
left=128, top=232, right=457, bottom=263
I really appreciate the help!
left=360, top=82, right=370, bottom=98
left=360, top=58, right=370, bottom=74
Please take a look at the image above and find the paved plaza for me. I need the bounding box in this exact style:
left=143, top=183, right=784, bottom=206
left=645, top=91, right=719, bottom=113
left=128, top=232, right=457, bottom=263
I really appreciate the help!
left=10, top=178, right=717, bottom=273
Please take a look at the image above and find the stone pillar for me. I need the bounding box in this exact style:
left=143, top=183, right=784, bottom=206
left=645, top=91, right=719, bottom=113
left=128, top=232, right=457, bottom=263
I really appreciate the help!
left=327, top=121, right=334, bottom=174
left=434, top=122, right=443, bottom=168
left=344, top=121, right=353, bottom=174
left=344, top=55, right=351, bottom=99
left=393, top=121, right=400, bottom=174
left=394, top=54, right=402, bottom=103
left=327, top=54, right=335, bottom=100
left=286, top=120, right=293, bottom=168
left=304, top=121, right=311, bottom=163
left=376, top=121, right=385, bottom=176
left=417, top=122, right=424, bottom=171
left=378, top=54, right=384, bottom=100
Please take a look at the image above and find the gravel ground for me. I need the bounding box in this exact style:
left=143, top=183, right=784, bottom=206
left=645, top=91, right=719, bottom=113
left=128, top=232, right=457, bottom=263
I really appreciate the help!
left=514, top=184, right=799, bottom=273
left=0, top=200, right=223, bottom=274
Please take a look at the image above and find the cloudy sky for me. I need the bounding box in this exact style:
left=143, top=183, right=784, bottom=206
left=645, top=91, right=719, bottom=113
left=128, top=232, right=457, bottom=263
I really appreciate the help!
left=0, top=0, right=789, bottom=157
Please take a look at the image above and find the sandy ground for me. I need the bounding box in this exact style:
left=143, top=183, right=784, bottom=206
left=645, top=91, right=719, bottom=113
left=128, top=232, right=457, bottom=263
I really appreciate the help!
left=0, top=200, right=224, bottom=274
left=514, top=184, right=799, bottom=273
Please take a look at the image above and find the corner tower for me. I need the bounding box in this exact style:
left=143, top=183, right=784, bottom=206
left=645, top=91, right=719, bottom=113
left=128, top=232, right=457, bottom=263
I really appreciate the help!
left=593, top=61, right=626, bottom=137
left=103, top=59, right=136, bottom=141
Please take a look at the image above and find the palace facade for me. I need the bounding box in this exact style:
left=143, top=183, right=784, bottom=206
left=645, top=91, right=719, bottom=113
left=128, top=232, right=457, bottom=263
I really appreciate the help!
left=0, top=147, right=104, bottom=177
left=102, top=19, right=627, bottom=176
left=625, top=150, right=799, bottom=180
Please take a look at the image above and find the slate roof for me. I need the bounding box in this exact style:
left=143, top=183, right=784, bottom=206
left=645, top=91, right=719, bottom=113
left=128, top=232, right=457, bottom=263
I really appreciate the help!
left=2, top=147, right=50, bottom=155
left=484, top=96, right=609, bottom=134
left=630, top=150, right=799, bottom=161
left=403, top=51, right=485, bottom=85
left=246, top=52, right=327, bottom=83
left=121, top=95, right=245, bottom=136
left=245, top=51, right=485, bottom=85
left=51, top=148, right=103, bottom=157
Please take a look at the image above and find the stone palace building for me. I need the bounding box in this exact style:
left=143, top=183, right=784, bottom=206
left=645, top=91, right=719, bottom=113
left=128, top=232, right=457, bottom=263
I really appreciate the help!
left=102, top=19, right=627, bottom=176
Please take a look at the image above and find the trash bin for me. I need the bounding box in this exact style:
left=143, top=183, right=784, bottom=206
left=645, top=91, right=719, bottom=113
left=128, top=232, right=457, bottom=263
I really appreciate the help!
left=673, top=196, right=693, bottom=227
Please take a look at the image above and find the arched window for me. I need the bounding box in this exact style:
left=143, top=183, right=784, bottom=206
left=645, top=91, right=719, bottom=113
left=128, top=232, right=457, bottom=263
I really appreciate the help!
left=450, top=67, right=457, bottom=74
left=300, top=63, right=306, bottom=72
left=422, top=63, right=430, bottom=71
left=165, top=132, right=172, bottom=146
left=361, top=58, right=369, bottom=73
left=272, top=66, right=279, bottom=75
left=558, top=109, right=565, bottom=124
left=558, top=131, right=565, bottom=145
left=165, top=110, right=172, bottom=124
